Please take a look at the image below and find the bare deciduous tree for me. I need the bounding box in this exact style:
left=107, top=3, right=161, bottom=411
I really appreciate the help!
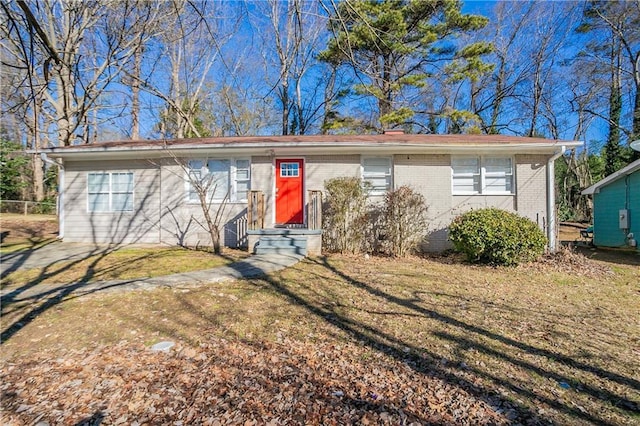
left=154, top=150, right=230, bottom=254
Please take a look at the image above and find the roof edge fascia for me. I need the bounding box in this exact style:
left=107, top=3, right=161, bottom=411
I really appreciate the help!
left=44, top=140, right=582, bottom=160
left=582, top=158, right=640, bottom=195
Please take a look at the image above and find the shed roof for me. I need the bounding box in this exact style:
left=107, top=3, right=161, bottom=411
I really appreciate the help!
left=582, top=159, right=640, bottom=195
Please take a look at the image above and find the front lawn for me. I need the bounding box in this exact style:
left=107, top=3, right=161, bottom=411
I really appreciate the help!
left=1, top=250, right=638, bottom=425
left=1, top=245, right=248, bottom=289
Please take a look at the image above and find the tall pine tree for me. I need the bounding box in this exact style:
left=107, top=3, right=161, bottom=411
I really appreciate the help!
left=319, top=0, right=491, bottom=131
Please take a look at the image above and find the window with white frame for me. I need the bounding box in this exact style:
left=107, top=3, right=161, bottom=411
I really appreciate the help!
left=186, top=158, right=250, bottom=202
left=87, top=172, right=134, bottom=212
left=235, top=159, right=250, bottom=201
left=362, top=157, right=392, bottom=195
left=451, top=156, right=513, bottom=194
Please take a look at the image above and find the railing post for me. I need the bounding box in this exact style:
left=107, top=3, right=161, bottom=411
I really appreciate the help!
left=307, top=190, right=322, bottom=230
left=247, top=190, right=265, bottom=230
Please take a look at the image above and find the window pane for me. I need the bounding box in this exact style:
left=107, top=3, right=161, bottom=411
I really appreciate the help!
left=485, top=157, right=511, bottom=174
left=88, top=173, right=109, bottom=193
left=112, top=173, right=133, bottom=192
left=367, top=176, right=390, bottom=192
left=453, top=175, right=480, bottom=193
left=209, top=159, right=230, bottom=199
left=364, top=165, right=390, bottom=175
left=187, top=169, right=201, bottom=201
left=236, top=180, right=249, bottom=200
left=484, top=157, right=512, bottom=192
left=364, top=157, right=390, bottom=168
left=89, top=193, right=109, bottom=212
left=484, top=175, right=513, bottom=193
left=452, top=157, right=480, bottom=193
left=484, top=176, right=507, bottom=192
left=363, top=158, right=391, bottom=194
left=112, top=193, right=133, bottom=211
left=452, top=157, right=479, bottom=174
left=280, top=162, right=299, bottom=177
left=236, top=159, right=250, bottom=170
left=187, top=161, right=203, bottom=201
left=188, top=160, right=203, bottom=171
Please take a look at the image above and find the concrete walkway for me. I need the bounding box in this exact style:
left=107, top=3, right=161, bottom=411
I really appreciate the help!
left=1, top=240, right=109, bottom=272
left=1, top=242, right=302, bottom=304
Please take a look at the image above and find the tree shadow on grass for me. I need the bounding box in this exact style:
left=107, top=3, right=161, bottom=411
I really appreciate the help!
left=0, top=245, right=129, bottom=343
left=0, top=238, right=58, bottom=280
left=1, top=245, right=243, bottom=345
left=241, top=256, right=638, bottom=425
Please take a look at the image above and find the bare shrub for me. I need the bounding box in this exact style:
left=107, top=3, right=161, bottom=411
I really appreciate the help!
left=322, top=177, right=369, bottom=253
left=381, top=186, right=428, bottom=257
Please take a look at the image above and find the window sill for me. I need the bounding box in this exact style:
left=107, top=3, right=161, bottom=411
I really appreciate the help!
left=87, top=210, right=134, bottom=214
left=452, top=192, right=515, bottom=196
left=185, top=200, right=248, bottom=204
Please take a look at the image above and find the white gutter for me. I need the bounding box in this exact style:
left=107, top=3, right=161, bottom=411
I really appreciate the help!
left=546, top=146, right=566, bottom=252
left=44, top=142, right=583, bottom=163
left=40, top=153, right=64, bottom=239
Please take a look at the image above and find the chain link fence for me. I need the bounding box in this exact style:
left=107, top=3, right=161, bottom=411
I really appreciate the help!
left=0, top=200, right=57, bottom=215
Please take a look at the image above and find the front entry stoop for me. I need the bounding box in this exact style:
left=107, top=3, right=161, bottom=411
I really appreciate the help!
left=255, top=235, right=308, bottom=256
left=247, top=229, right=322, bottom=257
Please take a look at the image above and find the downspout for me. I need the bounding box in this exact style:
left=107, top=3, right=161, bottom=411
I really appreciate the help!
left=546, top=146, right=566, bottom=252
left=40, top=153, right=64, bottom=239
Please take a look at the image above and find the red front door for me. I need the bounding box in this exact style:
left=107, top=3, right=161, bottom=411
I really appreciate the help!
left=275, top=159, right=304, bottom=224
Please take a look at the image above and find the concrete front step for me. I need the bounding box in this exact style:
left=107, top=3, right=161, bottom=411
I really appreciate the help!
left=247, top=229, right=322, bottom=256
left=255, top=236, right=307, bottom=256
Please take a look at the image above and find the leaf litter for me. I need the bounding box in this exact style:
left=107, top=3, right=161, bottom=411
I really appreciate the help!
left=1, top=337, right=517, bottom=425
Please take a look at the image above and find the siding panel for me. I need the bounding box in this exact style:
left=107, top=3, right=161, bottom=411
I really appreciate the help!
left=593, top=178, right=629, bottom=247
left=63, top=160, right=161, bottom=244
left=61, top=152, right=553, bottom=252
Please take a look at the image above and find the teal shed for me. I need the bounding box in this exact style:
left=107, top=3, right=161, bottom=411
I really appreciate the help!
left=582, top=159, right=640, bottom=250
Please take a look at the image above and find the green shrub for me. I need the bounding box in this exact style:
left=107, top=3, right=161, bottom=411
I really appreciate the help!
left=448, top=208, right=547, bottom=266
left=322, top=177, right=369, bottom=253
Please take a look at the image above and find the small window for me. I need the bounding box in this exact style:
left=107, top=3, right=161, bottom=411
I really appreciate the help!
left=187, top=160, right=204, bottom=202
left=208, top=159, right=230, bottom=200
left=280, top=162, right=299, bottom=177
left=451, top=157, right=480, bottom=193
left=362, top=157, right=392, bottom=195
left=451, top=156, right=513, bottom=194
left=88, top=172, right=134, bottom=212
left=484, top=157, right=513, bottom=193
left=187, top=158, right=250, bottom=202
left=235, top=159, right=251, bottom=201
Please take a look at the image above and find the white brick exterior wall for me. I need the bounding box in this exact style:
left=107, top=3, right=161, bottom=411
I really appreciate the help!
left=62, top=151, right=551, bottom=253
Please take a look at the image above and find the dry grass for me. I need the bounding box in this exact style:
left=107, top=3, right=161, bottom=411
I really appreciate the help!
left=0, top=214, right=58, bottom=253
left=0, top=246, right=248, bottom=288
left=1, top=248, right=638, bottom=425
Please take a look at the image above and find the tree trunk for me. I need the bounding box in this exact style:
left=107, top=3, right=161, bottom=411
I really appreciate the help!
left=32, top=153, right=45, bottom=201
left=281, top=83, right=289, bottom=135
left=321, top=66, right=337, bottom=134
left=131, top=46, right=142, bottom=140
left=379, top=55, right=393, bottom=124
left=604, top=35, right=623, bottom=175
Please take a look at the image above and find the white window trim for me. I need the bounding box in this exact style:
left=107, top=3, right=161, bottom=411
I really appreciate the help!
left=451, top=155, right=514, bottom=195
left=87, top=171, right=134, bottom=213
left=185, top=158, right=251, bottom=204
left=361, top=156, right=393, bottom=196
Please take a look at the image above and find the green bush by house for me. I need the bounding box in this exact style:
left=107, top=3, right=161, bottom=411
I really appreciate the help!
left=449, top=208, right=546, bottom=266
